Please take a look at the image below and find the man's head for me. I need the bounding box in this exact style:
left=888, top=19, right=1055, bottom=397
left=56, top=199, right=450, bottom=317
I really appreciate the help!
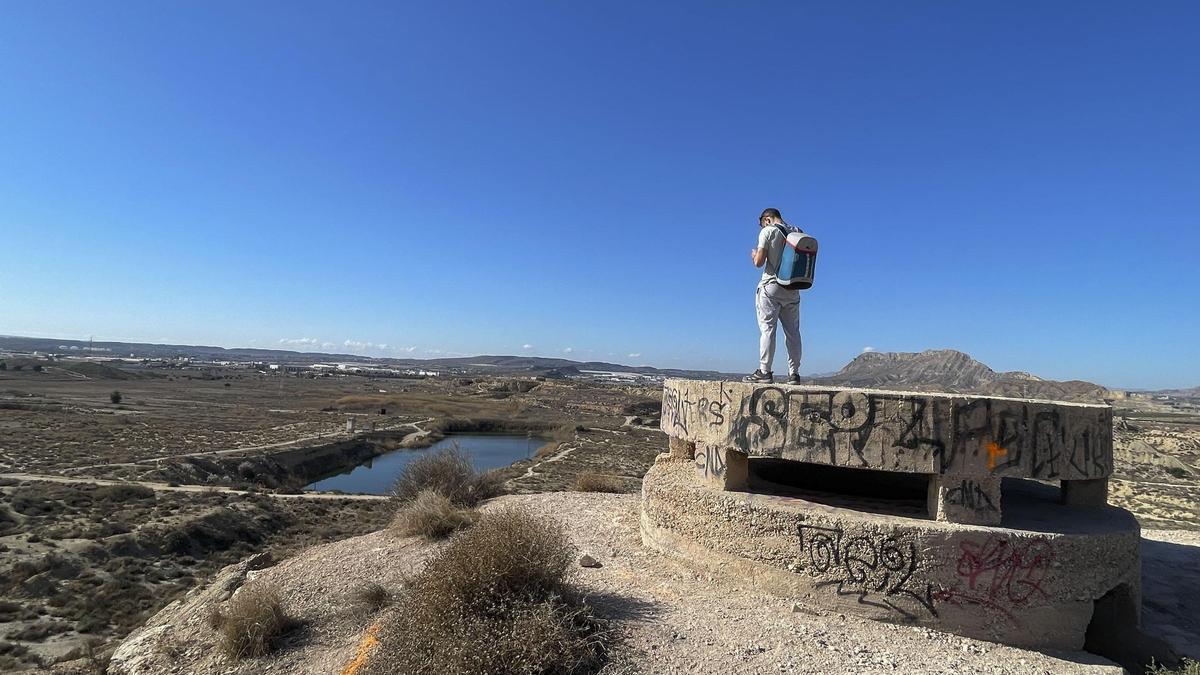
left=759, top=207, right=783, bottom=228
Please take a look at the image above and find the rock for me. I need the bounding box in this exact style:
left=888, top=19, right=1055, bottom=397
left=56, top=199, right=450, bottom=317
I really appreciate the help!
left=579, top=553, right=601, bottom=568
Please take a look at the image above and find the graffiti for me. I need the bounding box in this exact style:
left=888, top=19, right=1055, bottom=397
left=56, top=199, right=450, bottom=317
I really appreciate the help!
left=662, top=385, right=690, bottom=434
left=667, top=384, right=1111, bottom=480
left=664, top=385, right=733, bottom=433
left=933, top=536, right=1054, bottom=623
left=944, top=479, right=997, bottom=512
left=695, top=384, right=733, bottom=428
left=695, top=444, right=726, bottom=481
left=729, top=387, right=947, bottom=471
left=796, top=524, right=937, bottom=621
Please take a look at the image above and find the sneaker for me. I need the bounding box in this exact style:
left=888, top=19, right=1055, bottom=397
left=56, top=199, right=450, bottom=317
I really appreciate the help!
left=743, top=369, right=773, bottom=383
left=786, top=373, right=803, bottom=385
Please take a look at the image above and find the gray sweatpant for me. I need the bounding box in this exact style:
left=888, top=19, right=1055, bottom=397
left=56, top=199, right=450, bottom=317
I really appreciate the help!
left=756, top=281, right=802, bottom=375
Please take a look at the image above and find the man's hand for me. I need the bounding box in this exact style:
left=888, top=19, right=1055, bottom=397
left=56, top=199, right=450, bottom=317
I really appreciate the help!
left=750, top=248, right=767, bottom=268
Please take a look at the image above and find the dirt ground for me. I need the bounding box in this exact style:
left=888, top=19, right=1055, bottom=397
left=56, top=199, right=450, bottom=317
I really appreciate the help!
left=0, top=367, right=664, bottom=670
left=95, top=493, right=1200, bottom=675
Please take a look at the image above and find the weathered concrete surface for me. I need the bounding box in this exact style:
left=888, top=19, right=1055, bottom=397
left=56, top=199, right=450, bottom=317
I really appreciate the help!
left=661, top=379, right=1113, bottom=480
left=661, top=379, right=1114, bottom=525
left=641, top=456, right=1142, bottom=651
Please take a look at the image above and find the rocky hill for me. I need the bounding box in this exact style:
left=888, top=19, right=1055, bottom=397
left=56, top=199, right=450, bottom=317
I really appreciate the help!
left=816, top=349, right=1111, bottom=401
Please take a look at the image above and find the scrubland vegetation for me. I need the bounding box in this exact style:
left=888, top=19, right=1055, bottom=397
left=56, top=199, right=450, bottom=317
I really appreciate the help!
left=371, top=507, right=608, bottom=675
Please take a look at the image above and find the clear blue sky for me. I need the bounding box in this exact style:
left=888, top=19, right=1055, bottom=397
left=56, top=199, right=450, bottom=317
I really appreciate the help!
left=1, top=2, right=1197, bottom=389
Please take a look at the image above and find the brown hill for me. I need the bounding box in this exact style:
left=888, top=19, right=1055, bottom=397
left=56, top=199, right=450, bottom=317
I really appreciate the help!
left=817, top=349, right=1110, bottom=401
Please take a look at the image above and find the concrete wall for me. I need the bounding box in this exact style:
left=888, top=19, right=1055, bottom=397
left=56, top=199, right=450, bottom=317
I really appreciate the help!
left=640, top=457, right=1141, bottom=650
left=661, top=379, right=1113, bottom=481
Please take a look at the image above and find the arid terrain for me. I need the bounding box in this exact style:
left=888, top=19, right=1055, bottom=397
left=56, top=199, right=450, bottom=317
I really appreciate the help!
left=0, top=362, right=664, bottom=670
left=1, top=354, right=1198, bottom=672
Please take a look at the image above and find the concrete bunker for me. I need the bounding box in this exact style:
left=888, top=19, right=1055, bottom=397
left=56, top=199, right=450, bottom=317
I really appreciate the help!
left=645, top=379, right=1143, bottom=653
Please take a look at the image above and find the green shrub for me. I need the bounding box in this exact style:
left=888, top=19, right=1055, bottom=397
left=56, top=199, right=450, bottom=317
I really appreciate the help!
left=369, top=506, right=607, bottom=675
left=391, top=490, right=475, bottom=539
left=110, top=390, right=122, bottom=404
left=390, top=446, right=501, bottom=508
left=211, top=584, right=293, bottom=659
left=572, top=473, right=625, bottom=494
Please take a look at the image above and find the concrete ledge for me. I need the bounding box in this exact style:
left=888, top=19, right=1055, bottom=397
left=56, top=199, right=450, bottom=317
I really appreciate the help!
left=661, top=379, right=1113, bottom=481
left=640, top=458, right=1141, bottom=650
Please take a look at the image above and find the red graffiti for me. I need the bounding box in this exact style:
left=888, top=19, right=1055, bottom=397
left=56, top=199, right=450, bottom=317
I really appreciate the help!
left=933, top=536, right=1054, bottom=623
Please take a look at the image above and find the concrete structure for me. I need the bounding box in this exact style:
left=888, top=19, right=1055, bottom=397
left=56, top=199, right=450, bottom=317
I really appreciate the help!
left=645, top=379, right=1141, bottom=651
left=661, top=379, right=1113, bottom=525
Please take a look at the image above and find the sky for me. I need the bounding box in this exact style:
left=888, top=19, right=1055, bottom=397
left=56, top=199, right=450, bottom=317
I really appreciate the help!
left=1, top=2, right=1197, bottom=389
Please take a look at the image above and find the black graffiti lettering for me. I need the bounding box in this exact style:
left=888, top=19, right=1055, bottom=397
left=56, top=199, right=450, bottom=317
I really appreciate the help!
left=797, top=524, right=937, bottom=621
left=1031, top=411, right=1061, bottom=479
left=695, top=445, right=726, bottom=480
left=945, top=479, right=997, bottom=512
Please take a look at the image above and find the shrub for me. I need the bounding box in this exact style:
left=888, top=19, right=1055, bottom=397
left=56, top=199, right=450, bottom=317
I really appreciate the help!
left=572, top=473, right=625, bottom=494
left=95, top=483, right=156, bottom=502
left=352, top=581, right=391, bottom=613
left=211, top=584, right=293, bottom=659
left=110, top=390, right=122, bottom=404
left=369, top=506, right=607, bottom=675
left=535, top=442, right=562, bottom=459
left=390, top=446, right=501, bottom=508
left=31, top=364, right=43, bottom=372
left=391, top=490, right=475, bottom=539
left=1148, top=659, right=1200, bottom=675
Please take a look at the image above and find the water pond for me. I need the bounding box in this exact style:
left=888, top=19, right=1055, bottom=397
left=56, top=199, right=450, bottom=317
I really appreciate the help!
left=303, top=434, right=543, bottom=495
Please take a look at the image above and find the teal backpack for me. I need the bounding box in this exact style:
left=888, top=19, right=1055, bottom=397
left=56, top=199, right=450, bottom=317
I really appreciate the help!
left=773, top=224, right=819, bottom=290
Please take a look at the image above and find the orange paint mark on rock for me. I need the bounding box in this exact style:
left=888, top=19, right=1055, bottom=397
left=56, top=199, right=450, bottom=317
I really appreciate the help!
left=986, top=441, right=1007, bottom=471
left=340, top=622, right=381, bottom=675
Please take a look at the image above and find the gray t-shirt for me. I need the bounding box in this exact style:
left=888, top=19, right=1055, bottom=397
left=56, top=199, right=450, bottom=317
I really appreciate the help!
left=756, top=225, right=789, bottom=286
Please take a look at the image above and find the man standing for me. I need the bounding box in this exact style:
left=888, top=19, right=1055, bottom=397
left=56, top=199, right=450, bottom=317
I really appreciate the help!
left=745, top=207, right=802, bottom=384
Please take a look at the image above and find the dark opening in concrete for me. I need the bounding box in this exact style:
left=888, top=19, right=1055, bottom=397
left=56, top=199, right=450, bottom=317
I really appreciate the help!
left=747, top=458, right=930, bottom=518
left=1084, top=583, right=1178, bottom=674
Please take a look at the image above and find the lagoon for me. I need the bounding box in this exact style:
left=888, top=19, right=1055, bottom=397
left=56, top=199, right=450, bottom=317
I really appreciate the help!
left=303, top=434, right=542, bottom=495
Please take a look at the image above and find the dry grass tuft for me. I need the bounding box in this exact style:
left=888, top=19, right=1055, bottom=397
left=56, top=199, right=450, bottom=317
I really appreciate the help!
left=391, top=490, right=475, bottom=539
left=390, top=446, right=501, bottom=508
left=352, top=581, right=392, bottom=613
left=369, top=506, right=608, bottom=674
left=1149, top=659, right=1200, bottom=675
left=211, top=585, right=293, bottom=659
left=573, top=472, right=625, bottom=494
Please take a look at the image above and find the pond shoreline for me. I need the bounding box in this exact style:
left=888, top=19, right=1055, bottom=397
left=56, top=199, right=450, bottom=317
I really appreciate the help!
left=303, top=431, right=552, bottom=495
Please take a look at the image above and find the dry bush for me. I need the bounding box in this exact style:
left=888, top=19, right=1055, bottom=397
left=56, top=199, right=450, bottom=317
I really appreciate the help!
left=390, top=446, right=501, bottom=508
left=573, top=473, right=625, bottom=494
left=369, top=506, right=607, bottom=675
left=353, top=581, right=391, bottom=613
left=1149, top=660, right=1200, bottom=675
left=211, top=585, right=293, bottom=659
left=391, top=490, right=475, bottom=539
left=535, top=442, right=562, bottom=459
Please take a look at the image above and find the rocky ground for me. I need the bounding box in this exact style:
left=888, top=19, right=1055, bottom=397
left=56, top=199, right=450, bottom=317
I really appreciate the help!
left=77, top=492, right=1197, bottom=675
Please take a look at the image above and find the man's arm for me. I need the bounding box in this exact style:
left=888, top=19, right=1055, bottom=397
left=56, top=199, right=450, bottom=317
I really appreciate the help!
left=750, top=247, right=767, bottom=268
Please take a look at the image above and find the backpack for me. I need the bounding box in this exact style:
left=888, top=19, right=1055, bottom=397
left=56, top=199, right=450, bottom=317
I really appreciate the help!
left=773, top=224, right=818, bottom=290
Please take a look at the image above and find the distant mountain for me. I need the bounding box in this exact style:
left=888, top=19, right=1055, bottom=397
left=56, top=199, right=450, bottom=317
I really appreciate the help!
left=1150, top=386, right=1200, bottom=398
left=819, top=349, right=997, bottom=390
left=0, top=335, right=731, bottom=381
left=816, top=349, right=1111, bottom=402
